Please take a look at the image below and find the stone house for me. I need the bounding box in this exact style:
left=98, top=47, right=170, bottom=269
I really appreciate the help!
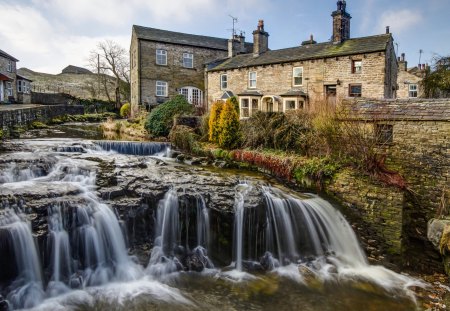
left=0, top=49, right=31, bottom=104
left=396, top=53, right=426, bottom=99
left=130, top=25, right=252, bottom=110
left=206, top=1, right=398, bottom=118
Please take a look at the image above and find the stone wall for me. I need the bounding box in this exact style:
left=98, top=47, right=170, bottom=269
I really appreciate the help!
left=207, top=50, right=393, bottom=112
left=0, top=104, right=84, bottom=130
left=327, top=169, right=405, bottom=263
left=339, top=98, right=450, bottom=272
left=31, top=92, right=74, bottom=105
left=132, top=36, right=227, bottom=108
left=397, top=66, right=425, bottom=99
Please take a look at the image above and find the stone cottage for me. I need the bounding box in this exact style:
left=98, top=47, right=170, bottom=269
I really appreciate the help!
left=206, top=1, right=398, bottom=118
left=396, top=53, right=426, bottom=99
left=129, top=25, right=252, bottom=110
left=0, top=49, right=31, bottom=104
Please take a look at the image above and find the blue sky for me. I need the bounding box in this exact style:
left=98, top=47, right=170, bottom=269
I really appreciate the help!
left=1, top=0, right=449, bottom=73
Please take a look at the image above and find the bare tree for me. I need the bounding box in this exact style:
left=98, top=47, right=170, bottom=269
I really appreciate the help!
left=88, top=40, right=130, bottom=108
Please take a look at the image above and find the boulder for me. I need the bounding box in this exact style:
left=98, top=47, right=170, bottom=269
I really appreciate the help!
left=427, top=219, right=450, bottom=253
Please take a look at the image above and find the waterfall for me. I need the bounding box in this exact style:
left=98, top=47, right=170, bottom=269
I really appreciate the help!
left=233, top=183, right=251, bottom=271
left=94, top=141, right=169, bottom=156
left=147, top=190, right=213, bottom=276
left=0, top=209, right=44, bottom=309
left=262, top=186, right=367, bottom=267
left=196, top=195, right=210, bottom=249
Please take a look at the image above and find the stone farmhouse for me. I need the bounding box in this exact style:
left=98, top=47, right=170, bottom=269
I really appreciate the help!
left=131, top=1, right=423, bottom=118
left=129, top=25, right=252, bottom=109
left=0, top=49, right=32, bottom=104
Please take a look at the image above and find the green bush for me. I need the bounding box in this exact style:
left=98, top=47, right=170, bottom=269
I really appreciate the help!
left=218, top=98, right=241, bottom=149
left=120, top=103, right=131, bottom=118
left=208, top=101, right=223, bottom=143
left=145, top=95, right=193, bottom=137
left=169, top=125, right=201, bottom=154
left=293, top=157, right=340, bottom=186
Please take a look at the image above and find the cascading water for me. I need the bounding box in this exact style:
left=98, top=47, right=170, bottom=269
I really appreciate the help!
left=262, top=186, right=367, bottom=267
left=0, top=139, right=428, bottom=310
left=93, top=141, right=169, bottom=156
left=147, top=190, right=213, bottom=277
left=233, top=183, right=251, bottom=271
left=0, top=209, right=44, bottom=310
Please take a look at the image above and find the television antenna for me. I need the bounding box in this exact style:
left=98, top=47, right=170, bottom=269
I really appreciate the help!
left=419, top=49, right=423, bottom=65
left=229, top=15, right=238, bottom=37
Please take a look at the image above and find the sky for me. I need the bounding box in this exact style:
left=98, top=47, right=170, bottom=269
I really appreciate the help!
left=1, top=0, right=449, bottom=74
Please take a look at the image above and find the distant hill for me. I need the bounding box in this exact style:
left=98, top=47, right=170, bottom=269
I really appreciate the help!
left=18, top=67, right=117, bottom=101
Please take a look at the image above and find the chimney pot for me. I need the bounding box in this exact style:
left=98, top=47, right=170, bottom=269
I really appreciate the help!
left=401, top=53, right=405, bottom=62
left=386, top=26, right=390, bottom=34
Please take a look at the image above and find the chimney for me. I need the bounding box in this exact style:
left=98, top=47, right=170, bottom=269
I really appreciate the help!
left=398, top=52, right=407, bottom=71
left=301, top=34, right=317, bottom=46
left=253, top=20, right=269, bottom=57
left=386, top=26, right=390, bottom=34
left=228, top=33, right=246, bottom=58
left=332, top=0, right=352, bottom=43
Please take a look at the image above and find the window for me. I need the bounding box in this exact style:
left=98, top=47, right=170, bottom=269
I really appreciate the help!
left=17, top=80, right=23, bottom=93
left=179, top=87, right=204, bottom=107
left=220, top=74, right=228, bottom=90
left=156, top=49, right=167, bottom=65
left=6, top=82, right=12, bottom=96
left=349, top=84, right=362, bottom=97
left=375, top=124, right=393, bottom=144
left=409, top=84, right=418, bottom=98
left=352, top=60, right=362, bottom=74
left=251, top=98, right=259, bottom=115
left=156, top=81, right=168, bottom=97
left=285, top=100, right=296, bottom=111
left=240, top=98, right=250, bottom=118
left=183, top=53, right=193, bottom=68
left=293, top=67, right=303, bottom=86
left=7, top=61, right=12, bottom=72
left=249, top=71, right=257, bottom=88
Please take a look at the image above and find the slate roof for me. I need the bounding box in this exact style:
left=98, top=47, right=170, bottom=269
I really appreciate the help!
left=345, top=99, right=450, bottom=121
left=16, top=74, right=32, bottom=82
left=0, top=49, right=18, bottom=62
left=209, top=34, right=392, bottom=72
left=134, top=25, right=253, bottom=52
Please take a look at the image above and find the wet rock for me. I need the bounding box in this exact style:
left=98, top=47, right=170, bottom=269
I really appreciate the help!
left=69, top=274, right=83, bottom=289
left=260, top=251, right=280, bottom=270
left=0, top=295, right=8, bottom=311
left=176, top=154, right=185, bottom=162
left=428, top=219, right=450, bottom=252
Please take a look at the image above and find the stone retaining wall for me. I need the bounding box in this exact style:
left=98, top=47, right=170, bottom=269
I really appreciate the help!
left=0, top=104, right=84, bottom=129
left=337, top=98, right=450, bottom=272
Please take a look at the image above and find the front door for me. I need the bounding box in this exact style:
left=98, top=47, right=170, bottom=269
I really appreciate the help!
left=0, top=82, right=3, bottom=102
left=325, top=85, right=337, bottom=106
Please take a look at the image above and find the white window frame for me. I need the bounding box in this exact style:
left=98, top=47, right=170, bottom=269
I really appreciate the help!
left=239, top=96, right=260, bottom=119
left=408, top=84, right=418, bottom=98
left=156, top=81, right=168, bottom=97
left=156, top=49, right=167, bottom=65
left=248, top=71, right=257, bottom=89
left=182, top=53, right=193, bottom=68
left=284, top=98, right=297, bottom=111
left=7, top=61, right=12, bottom=72
left=220, top=74, right=228, bottom=90
left=352, top=60, right=362, bottom=74
left=293, top=67, right=303, bottom=86
left=6, top=82, right=12, bottom=96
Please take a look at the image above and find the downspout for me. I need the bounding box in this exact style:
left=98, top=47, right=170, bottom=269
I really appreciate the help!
left=138, top=39, right=142, bottom=107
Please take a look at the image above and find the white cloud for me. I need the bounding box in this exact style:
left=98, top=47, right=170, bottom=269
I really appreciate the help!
left=377, top=9, right=423, bottom=35
left=0, top=3, right=129, bottom=74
